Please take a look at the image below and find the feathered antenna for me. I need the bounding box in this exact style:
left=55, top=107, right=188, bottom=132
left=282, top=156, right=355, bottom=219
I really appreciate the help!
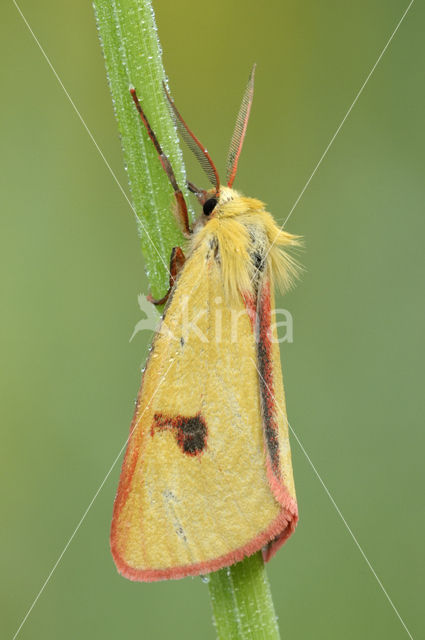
left=226, top=64, right=256, bottom=188
left=163, top=82, right=220, bottom=192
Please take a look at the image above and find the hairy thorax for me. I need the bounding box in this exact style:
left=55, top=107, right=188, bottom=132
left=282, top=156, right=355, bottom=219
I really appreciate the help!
left=189, top=187, right=301, bottom=305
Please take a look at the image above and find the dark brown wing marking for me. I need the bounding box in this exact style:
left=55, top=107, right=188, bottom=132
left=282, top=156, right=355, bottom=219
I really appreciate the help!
left=152, top=413, right=207, bottom=456
left=256, top=279, right=281, bottom=478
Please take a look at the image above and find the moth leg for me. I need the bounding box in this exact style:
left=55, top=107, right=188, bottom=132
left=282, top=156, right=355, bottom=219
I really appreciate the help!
left=147, top=247, right=186, bottom=306
left=130, top=88, right=192, bottom=238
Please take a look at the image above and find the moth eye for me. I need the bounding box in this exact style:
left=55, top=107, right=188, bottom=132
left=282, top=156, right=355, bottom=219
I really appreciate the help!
left=203, top=198, right=218, bottom=216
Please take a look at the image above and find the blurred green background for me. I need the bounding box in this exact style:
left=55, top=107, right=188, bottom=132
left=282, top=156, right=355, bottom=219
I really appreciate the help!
left=1, top=0, right=424, bottom=638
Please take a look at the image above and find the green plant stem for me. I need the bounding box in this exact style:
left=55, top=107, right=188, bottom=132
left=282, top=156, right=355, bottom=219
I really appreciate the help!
left=208, top=552, right=280, bottom=639
left=93, top=0, right=189, bottom=300
left=93, top=1, right=281, bottom=638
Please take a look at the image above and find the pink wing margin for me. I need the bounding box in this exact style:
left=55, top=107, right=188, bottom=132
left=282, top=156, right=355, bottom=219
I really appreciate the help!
left=244, top=277, right=298, bottom=562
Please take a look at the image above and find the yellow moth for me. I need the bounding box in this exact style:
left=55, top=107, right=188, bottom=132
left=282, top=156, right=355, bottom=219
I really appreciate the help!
left=111, top=66, right=300, bottom=581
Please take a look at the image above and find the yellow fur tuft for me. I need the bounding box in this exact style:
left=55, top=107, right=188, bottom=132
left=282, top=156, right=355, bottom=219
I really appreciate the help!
left=263, top=213, right=302, bottom=295
left=191, top=189, right=301, bottom=305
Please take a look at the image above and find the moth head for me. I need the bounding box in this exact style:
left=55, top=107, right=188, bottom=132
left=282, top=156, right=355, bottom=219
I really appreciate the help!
left=187, top=185, right=239, bottom=224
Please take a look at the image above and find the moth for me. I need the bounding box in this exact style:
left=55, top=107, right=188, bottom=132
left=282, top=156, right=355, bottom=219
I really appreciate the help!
left=111, top=66, right=300, bottom=581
